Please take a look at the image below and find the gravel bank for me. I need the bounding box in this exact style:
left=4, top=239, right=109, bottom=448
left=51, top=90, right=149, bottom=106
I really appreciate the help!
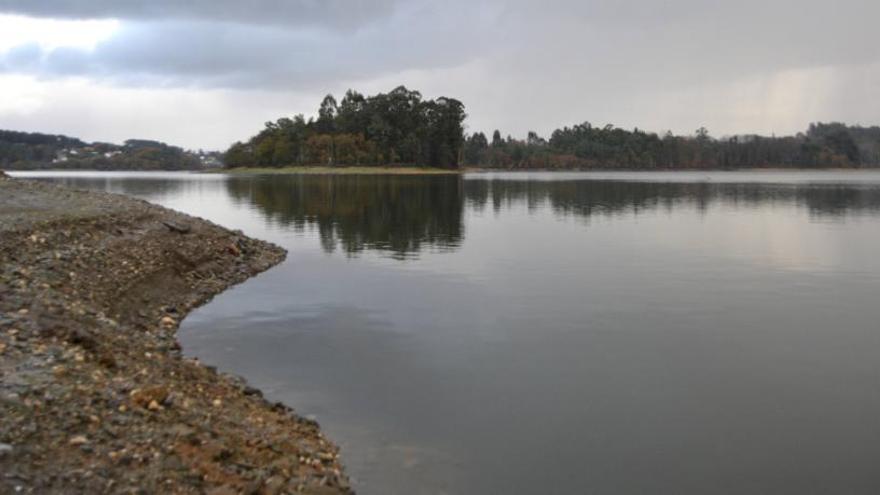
left=0, top=174, right=351, bottom=494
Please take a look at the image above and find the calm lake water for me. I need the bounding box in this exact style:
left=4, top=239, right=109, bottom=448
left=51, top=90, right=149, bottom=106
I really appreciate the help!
left=13, top=170, right=880, bottom=494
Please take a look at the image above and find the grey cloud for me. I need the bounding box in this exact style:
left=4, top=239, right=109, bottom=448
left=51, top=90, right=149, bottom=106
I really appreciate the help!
left=0, top=0, right=878, bottom=149
left=496, top=0, right=880, bottom=83
left=1, top=0, right=877, bottom=92
left=0, top=0, right=403, bottom=30
left=0, top=2, right=506, bottom=90
left=0, top=3, right=495, bottom=89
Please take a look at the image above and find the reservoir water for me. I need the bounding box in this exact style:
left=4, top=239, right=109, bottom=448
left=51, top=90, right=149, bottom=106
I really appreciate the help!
left=15, top=170, right=880, bottom=494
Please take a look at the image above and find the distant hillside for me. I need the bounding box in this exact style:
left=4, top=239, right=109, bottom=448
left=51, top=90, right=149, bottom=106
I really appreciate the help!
left=0, top=130, right=216, bottom=171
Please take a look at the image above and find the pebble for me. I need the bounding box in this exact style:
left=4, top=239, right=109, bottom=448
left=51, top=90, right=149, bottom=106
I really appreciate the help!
left=206, top=486, right=238, bottom=495
left=130, top=385, right=169, bottom=407
left=0, top=443, right=12, bottom=457
left=69, top=435, right=89, bottom=446
left=263, top=476, right=286, bottom=495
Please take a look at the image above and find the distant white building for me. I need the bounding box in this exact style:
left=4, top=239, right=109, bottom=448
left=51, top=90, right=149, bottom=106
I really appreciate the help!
left=200, top=155, right=223, bottom=168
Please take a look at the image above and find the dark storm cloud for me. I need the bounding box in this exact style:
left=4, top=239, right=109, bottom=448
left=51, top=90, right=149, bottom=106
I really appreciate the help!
left=0, top=1, right=497, bottom=89
left=1, top=0, right=878, bottom=91
left=0, top=0, right=878, bottom=148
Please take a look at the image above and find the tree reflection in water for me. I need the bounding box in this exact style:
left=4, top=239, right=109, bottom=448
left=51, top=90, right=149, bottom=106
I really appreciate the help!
left=228, top=174, right=880, bottom=258
left=226, top=174, right=464, bottom=259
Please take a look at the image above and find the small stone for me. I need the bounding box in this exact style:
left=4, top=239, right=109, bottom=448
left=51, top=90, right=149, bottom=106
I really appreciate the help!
left=242, top=386, right=262, bottom=397
left=263, top=476, right=286, bottom=495
left=160, top=316, right=176, bottom=328
left=0, top=443, right=12, bottom=457
left=148, top=400, right=161, bottom=411
left=212, top=399, right=222, bottom=407
left=162, top=221, right=191, bottom=234
left=131, top=386, right=169, bottom=409
left=168, top=424, right=195, bottom=438
left=69, top=435, right=88, bottom=446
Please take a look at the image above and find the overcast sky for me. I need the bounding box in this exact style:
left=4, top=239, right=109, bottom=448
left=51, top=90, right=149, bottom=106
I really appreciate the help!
left=0, top=0, right=877, bottom=150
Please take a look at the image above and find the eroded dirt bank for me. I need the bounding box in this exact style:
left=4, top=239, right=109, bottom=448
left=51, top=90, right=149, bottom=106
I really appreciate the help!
left=0, top=174, right=351, bottom=494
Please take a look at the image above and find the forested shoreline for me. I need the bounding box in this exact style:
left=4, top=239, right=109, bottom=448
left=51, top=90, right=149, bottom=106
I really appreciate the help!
left=225, top=86, right=466, bottom=169
left=3, top=87, right=880, bottom=171
left=464, top=122, right=880, bottom=170
left=0, top=130, right=211, bottom=170
left=228, top=86, right=880, bottom=170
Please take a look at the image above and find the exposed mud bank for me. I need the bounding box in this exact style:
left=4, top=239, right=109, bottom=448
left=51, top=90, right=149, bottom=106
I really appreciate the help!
left=0, top=175, right=351, bottom=494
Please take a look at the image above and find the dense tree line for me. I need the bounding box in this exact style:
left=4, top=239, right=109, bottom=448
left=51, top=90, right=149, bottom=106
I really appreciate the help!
left=100, top=140, right=202, bottom=171
left=225, top=86, right=466, bottom=169
left=0, top=131, right=202, bottom=170
left=0, top=130, right=86, bottom=166
left=230, top=85, right=879, bottom=169
left=5, top=95, right=880, bottom=171
left=464, top=122, right=880, bottom=169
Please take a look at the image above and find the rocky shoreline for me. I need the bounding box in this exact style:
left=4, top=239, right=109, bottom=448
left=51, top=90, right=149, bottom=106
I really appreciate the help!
left=0, top=174, right=351, bottom=494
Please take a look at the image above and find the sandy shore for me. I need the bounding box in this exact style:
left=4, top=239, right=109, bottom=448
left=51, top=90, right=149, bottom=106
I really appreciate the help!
left=0, top=173, right=351, bottom=494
